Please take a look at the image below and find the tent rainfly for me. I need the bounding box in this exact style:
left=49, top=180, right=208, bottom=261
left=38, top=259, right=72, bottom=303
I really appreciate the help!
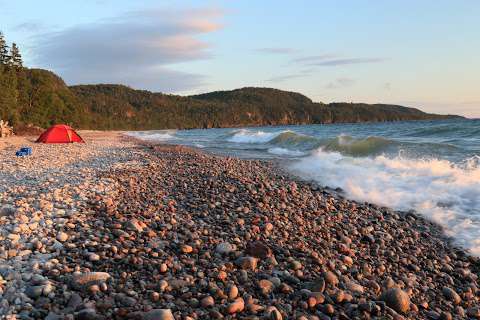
left=36, top=124, right=85, bottom=143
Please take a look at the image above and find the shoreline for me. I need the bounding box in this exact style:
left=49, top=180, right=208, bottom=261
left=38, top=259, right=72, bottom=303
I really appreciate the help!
left=0, top=132, right=479, bottom=319
left=124, top=117, right=470, bottom=132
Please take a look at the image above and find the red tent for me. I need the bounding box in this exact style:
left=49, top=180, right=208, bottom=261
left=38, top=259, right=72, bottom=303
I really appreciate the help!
left=36, top=124, right=85, bottom=143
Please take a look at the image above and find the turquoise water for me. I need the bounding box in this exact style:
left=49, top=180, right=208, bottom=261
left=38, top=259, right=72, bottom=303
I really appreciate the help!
left=130, top=119, right=480, bottom=254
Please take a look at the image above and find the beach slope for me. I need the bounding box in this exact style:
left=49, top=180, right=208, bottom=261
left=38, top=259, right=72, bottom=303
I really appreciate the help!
left=0, top=133, right=478, bottom=319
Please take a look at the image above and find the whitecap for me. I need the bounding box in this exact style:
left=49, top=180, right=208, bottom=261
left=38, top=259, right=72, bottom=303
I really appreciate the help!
left=227, top=129, right=287, bottom=143
left=127, top=131, right=176, bottom=142
left=290, top=149, right=480, bottom=255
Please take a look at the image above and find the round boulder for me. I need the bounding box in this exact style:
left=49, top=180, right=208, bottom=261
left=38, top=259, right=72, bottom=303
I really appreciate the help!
left=380, top=288, right=411, bottom=313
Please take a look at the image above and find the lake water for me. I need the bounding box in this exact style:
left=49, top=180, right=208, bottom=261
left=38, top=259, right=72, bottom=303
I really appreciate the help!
left=129, top=119, right=480, bottom=255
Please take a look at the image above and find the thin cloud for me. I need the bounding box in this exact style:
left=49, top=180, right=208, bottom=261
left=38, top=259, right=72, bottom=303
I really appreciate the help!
left=256, top=47, right=297, bottom=54
left=267, top=68, right=315, bottom=83
left=267, top=74, right=306, bottom=83
left=292, top=54, right=385, bottom=67
left=15, top=22, right=45, bottom=32
left=310, top=57, right=385, bottom=67
left=299, top=68, right=315, bottom=74
left=325, top=78, right=355, bottom=89
left=31, top=7, right=224, bottom=92
left=291, top=54, right=339, bottom=63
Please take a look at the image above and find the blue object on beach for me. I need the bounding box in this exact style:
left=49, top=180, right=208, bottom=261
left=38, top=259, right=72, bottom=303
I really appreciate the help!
left=15, top=147, right=32, bottom=157
left=20, top=147, right=32, bottom=155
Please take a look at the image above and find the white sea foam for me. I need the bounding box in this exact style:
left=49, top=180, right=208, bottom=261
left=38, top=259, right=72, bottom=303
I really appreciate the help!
left=290, top=149, right=480, bottom=255
left=127, top=131, right=176, bottom=141
left=227, top=129, right=287, bottom=143
left=268, top=147, right=306, bottom=157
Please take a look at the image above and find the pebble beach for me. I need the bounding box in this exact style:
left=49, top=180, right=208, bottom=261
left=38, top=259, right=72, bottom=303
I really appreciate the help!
left=1, top=132, right=480, bottom=320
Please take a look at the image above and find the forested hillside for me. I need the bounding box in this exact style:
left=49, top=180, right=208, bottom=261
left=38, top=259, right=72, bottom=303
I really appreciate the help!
left=70, top=85, right=460, bottom=130
left=0, top=32, right=461, bottom=131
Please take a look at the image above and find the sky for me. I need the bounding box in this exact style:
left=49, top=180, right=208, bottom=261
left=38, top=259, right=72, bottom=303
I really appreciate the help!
left=1, top=0, right=479, bottom=117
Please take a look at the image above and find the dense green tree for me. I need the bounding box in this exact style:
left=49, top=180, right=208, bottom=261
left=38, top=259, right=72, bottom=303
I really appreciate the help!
left=9, top=43, right=22, bottom=68
left=0, top=64, right=19, bottom=124
left=0, top=32, right=9, bottom=64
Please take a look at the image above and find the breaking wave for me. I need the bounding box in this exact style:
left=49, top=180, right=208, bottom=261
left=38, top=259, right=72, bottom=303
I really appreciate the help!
left=291, top=150, right=480, bottom=254
left=225, top=129, right=288, bottom=143
left=270, top=131, right=320, bottom=150
left=225, top=129, right=396, bottom=157
left=127, top=131, right=176, bottom=141
left=322, top=135, right=393, bottom=157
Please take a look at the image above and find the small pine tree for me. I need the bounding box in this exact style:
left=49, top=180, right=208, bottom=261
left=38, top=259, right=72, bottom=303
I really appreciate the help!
left=9, top=43, right=22, bottom=68
left=0, top=32, right=9, bottom=64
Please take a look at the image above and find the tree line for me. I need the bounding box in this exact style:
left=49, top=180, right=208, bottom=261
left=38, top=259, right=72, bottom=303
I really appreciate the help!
left=0, top=31, right=461, bottom=131
left=0, top=31, right=23, bottom=125
left=0, top=31, right=85, bottom=129
left=0, top=31, right=23, bottom=68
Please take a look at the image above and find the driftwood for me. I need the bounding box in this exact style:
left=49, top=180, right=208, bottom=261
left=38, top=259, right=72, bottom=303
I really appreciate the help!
left=0, top=120, right=13, bottom=138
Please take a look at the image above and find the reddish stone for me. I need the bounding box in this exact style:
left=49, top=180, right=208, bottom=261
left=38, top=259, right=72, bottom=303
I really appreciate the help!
left=245, top=241, right=272, bottom=259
